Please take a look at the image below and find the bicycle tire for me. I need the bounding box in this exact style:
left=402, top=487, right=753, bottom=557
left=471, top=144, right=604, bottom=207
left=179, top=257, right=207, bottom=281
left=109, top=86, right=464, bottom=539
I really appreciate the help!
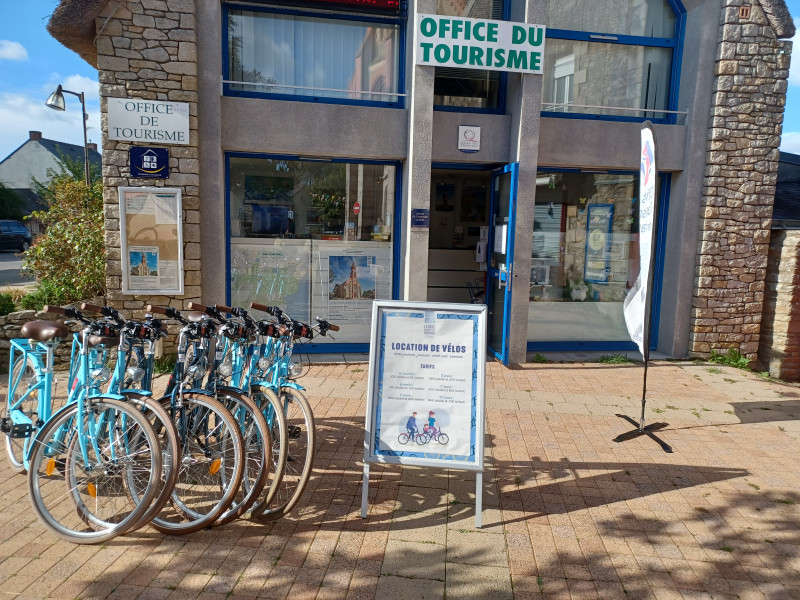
left=416, top=433, right=429, bottom=445
left=437, top=433, right=449, bottom=444
left=213, top=388, right=271, bottom=526
left=27, top=398, right=161, bottom=544
left=121, top=393, right=180, bottom=531
left=252, top=386, right=315, bottom=521
left=248, top=385, right=287, bottom=516
left=150, top=393, right=244, bottom=535
left=397, top=433, right=410, bottom=445
left=5, top=353, right=40, bottom=473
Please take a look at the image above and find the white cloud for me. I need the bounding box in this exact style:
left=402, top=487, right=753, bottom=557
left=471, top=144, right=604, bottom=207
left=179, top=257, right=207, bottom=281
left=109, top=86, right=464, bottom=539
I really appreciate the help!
left=781, top=131, right=800, bottom=154
left=0, top=92, right=101, bottom=162
left=60, top=74, right=100, bottom=102
left=0, top=41, right=27, bottom=61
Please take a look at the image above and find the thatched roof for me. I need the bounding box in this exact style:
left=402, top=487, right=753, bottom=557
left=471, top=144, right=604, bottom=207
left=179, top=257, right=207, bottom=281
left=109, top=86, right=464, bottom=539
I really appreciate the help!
left=761, top=0, right=796, bottom=38
left=47, top=0, right=111, bottom=68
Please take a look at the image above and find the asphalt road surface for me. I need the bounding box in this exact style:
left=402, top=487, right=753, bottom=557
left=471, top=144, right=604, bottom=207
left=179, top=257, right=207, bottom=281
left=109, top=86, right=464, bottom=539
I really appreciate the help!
left=0, top=250, right=33, bottom=288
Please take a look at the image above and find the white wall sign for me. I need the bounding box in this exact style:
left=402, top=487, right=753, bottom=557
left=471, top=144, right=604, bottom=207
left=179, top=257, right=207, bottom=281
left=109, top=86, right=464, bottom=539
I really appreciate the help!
left=416, top=13, right=545, bottom=74
left=458, top=125, right=481, bottom=152
left=108, top=99, right=190, bottom=145
left=361, top=300, right=487, bottom=526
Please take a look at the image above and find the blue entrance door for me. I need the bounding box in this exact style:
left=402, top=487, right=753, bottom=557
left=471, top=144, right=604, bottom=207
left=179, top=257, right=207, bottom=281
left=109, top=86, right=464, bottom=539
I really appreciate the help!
left=486, top=163, right=519, bottom=364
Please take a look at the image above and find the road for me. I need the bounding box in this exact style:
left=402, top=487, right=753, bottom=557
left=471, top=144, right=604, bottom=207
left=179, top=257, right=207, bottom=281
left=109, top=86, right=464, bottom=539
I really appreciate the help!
left=0, top=250, right=33, bottom=288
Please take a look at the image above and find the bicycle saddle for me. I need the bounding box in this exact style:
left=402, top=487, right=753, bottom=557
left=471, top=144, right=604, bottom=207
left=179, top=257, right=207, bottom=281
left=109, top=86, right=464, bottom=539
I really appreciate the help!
left=77, top=331, right=120, bottom=348
left=20, top=320, right=70, bottom=343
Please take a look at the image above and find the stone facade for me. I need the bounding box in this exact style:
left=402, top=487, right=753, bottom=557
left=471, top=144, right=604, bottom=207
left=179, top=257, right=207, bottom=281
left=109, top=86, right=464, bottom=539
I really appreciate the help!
left=95, top=0, right=200, bottom=317
left=759, top=230, right=800, bottom=379
left=690, top=0, right=792, bottom=361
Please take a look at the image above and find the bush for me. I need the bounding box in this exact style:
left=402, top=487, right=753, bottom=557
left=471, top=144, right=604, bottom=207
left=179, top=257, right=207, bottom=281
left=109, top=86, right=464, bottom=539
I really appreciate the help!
left=0, top=292, right=15, bottom=316
left=709, top=348, right=750, bottom=370
left=23, top=169, right=105, bottom=305
left=19, top=279, right=77, bottom=311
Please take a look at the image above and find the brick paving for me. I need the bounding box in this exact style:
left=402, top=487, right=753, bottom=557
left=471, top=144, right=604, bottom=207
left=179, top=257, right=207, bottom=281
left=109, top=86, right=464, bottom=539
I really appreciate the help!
left=1, top=359, right=800, bottom=599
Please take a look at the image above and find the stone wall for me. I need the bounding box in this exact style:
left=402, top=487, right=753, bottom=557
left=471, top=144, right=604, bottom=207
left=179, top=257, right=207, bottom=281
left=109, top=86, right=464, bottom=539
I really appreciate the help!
left=758, top=229, right=800, bottom=379
left=690, top=0, right=792, bottom=361
left=0, top=311, right=74, bottom=370
left=96, top=0, right=200, bottom=317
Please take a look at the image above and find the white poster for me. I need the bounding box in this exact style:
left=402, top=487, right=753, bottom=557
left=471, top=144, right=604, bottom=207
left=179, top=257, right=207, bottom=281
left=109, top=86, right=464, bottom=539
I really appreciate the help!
left=364, top=301, right=487, bottom=470
left=623, top=122, right=657, bottom=357
left=310, top=241, right=393, bottom=344
left=230, top=239, right=311, bottom=320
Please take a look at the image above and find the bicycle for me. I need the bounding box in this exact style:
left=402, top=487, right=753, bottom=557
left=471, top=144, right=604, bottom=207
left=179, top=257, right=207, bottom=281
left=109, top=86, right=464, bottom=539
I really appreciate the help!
left=145, top=304, right=246, bottom=534
left=398, top=428, right=428, bottom=445
left=13, top=306, right=163, bottom=543
left=246, top=303, right=337, bottom=520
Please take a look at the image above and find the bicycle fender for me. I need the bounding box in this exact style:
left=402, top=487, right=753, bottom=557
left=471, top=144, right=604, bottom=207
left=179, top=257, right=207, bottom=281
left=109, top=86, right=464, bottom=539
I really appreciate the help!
left=91, top=392, right=126, bottom=401
left=120, top=389, right=152, bottom=397
left=282, top=382, right=305, bottom=391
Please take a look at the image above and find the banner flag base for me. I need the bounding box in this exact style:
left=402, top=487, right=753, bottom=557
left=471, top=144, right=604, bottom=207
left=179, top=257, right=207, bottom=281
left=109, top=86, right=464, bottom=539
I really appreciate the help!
left=613, top=413, right=673, bottom=453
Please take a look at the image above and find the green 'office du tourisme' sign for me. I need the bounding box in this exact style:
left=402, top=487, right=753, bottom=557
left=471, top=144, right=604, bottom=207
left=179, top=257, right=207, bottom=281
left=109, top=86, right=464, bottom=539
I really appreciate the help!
left=415, top=13, right=545, bottom=74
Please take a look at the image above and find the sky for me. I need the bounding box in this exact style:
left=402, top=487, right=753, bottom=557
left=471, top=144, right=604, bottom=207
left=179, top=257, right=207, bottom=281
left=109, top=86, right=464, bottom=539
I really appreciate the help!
left=0, top=2, right=798, bottom=163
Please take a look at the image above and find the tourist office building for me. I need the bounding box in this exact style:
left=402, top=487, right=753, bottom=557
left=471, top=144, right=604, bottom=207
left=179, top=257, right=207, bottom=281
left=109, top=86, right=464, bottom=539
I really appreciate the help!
left=49, top=0, right=794, bottom=364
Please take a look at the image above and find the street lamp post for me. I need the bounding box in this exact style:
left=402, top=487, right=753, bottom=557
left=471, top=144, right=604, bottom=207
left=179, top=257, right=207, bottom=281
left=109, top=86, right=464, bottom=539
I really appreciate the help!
left=45, top=85, right=91, bottom=187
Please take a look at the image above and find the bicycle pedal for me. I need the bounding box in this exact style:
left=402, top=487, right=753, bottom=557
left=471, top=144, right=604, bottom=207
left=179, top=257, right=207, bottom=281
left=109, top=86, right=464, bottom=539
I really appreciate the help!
left=6, top=422, right=34, bottom=439
left=0, top=418, right=10, bottom=434
left=287, top=425, right=302, bottom=439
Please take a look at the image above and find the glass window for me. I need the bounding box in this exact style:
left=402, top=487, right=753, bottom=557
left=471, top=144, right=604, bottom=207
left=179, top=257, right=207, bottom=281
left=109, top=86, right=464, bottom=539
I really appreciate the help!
left=542, top=40, right=672, bottom=117
left=434, top=0, right=505, bottom=111
left=527, top=172, right=653, bottom=343
left=228, top=156, right=397, bottom=344
left=547, top=0, right=676, bottom=38
left=226, top=9, right=401, bottom=105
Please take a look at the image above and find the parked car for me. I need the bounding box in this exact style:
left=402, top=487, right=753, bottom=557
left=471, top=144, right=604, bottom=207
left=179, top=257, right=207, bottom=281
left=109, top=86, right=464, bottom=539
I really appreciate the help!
left=0, top=220, right=32, bottom=252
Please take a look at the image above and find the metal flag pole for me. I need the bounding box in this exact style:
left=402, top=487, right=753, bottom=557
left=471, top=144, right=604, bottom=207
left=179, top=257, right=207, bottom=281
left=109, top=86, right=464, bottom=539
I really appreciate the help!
left=614, top=121, right=672, bottom=453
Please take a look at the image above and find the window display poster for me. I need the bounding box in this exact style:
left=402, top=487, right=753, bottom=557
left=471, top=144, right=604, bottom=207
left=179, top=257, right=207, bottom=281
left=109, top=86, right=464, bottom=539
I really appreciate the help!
left=120, top=187, right=183, bottom=294
left=584, top=204, right=614, bottom=284
left=310, top=241, right=393, bottom=343
left=364, top=300, right=487, bottom=469
left=230, top=240, right=311, bottom=319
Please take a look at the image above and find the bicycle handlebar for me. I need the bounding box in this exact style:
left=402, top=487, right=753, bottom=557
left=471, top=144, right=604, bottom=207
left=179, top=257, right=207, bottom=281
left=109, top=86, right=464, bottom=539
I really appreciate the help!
left=80, top=303, right=103, bottom=314
left=215, top=304, right=233, bottom=313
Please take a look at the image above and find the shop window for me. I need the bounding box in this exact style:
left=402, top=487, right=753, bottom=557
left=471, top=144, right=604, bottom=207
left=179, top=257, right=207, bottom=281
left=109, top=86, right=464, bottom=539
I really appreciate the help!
left=228, top=156, right=398, bottom=344
left=527, top=171, right=658, bottom=343
left=544, top=0, right=683, bottom=122
left=225, top=7, right=403, bottom=107
left=434, top=0, right=506, bottom=112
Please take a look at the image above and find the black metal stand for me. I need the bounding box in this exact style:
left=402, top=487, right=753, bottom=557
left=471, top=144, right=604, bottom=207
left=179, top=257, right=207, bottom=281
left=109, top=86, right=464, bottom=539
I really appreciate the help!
left=612, top=360, right=673, bottom=453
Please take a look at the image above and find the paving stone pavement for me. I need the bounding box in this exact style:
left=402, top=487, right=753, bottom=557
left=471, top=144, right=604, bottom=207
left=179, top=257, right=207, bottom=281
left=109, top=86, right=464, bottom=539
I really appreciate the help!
left=1, top=359, right=800, bottom=599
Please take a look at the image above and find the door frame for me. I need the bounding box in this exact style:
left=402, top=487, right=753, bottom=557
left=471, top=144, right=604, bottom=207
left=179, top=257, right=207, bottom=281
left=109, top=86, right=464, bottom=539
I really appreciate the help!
left=486, top=162, right=519, bottom=364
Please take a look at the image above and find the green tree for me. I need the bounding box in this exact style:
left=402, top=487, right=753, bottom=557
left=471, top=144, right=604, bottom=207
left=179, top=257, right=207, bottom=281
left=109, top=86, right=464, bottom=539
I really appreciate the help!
left=22, top=159, right=105, bottom=307
left=0, top=182, right=24, bottom=221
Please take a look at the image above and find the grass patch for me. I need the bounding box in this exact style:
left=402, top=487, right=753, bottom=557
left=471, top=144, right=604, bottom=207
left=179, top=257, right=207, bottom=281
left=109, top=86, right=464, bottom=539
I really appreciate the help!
left=153, top=354, right=177, bottom=375
left=652, top=408, right=665, bottom=414
left=598, top=354, right=636, bottom=364
left=748, top=482, right=760, bottom=491
left=537, top=576, right=544, bottom=593
left=532, top=353, right=548, bottom=363
left=709, top=348, right=751, bottom=370
left=720, top=546, right=733, bottom=553
left=723, top=378, right=736, bottom=383
left=777, top=498, right=795, bottom=505
left=665, top=404, right=679, bottom=410
left=706, top=367, right=722, bottom=374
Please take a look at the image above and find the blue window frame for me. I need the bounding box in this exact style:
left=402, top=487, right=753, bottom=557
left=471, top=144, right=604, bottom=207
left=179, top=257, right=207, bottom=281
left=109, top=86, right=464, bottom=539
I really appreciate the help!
left=225, top=152, right=403, bottom=353
left=526, top=168, right=671, bottom=353
left=543, top=0, right=686, bottom=124
left=433, top=0, right=509, bottom=114
left=223, top=2, right=407, bottom=108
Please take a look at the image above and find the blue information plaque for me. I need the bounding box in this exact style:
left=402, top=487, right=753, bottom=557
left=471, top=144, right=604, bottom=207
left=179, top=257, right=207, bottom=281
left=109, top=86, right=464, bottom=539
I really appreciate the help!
left=411, top=208, right=430, bottom=228
left=130, top=147, right=169, bottom=179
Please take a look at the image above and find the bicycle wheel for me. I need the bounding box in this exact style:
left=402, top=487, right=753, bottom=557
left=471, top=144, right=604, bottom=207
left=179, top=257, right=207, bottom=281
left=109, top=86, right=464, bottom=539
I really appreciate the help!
left=150, top=393, right=244, bottom=535
left=121, top=394, right=180, bottom=531
left=214, top=388, right=271, bottom=526
left=437, top=433, right=449, bottom=444
left=27, top=398, right=161, bottom=544
left=416, top=433, right=429, bottom=445
left=5, top=353, right=40, bottom=473
left=248, top=386, right=287, bottom=516
left=253, top=387, right=315, bottom=521
left=398, top=433, right=410, bottom=445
